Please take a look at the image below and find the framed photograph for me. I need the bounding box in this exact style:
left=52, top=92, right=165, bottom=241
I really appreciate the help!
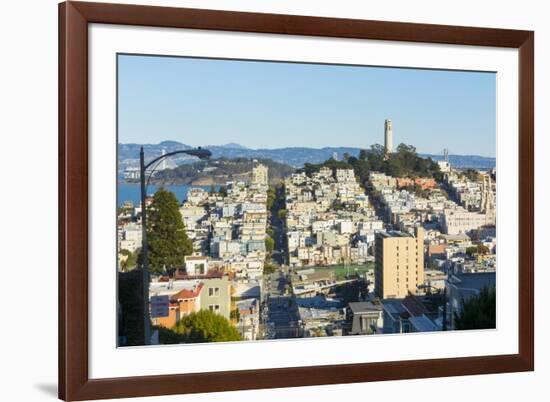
left=59, top=1, right=534, bottom=400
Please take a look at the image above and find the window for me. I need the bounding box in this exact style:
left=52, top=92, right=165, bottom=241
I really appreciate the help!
left=209, top=304, right=220, bottom=313
left=209, top=287, right=220, bottom=297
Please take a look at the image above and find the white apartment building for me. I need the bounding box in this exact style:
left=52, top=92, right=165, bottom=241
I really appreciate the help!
left=441, top=208, right=488, bottom=235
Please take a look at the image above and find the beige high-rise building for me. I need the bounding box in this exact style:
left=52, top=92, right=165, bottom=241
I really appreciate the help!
left=251, top=163, right=268, bottom=186
left=374, top=227, right=424, bottom=299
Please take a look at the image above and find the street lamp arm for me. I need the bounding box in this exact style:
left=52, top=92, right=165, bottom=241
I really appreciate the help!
left=138, top=145, right=211, bottom=345
left=143, top=148, right=211, bottom=171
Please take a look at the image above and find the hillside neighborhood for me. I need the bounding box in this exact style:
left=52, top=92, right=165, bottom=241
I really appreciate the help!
left=117, top=131, right=496, bottom=345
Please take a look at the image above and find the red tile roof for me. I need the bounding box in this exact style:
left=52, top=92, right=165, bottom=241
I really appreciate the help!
left=170, top=283, right=203, bottom=301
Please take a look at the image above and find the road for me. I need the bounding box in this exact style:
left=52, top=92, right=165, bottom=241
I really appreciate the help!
left=265, top=270, right=301, bottom=339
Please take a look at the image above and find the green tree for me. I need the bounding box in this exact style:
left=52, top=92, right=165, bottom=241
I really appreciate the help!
left=367, top=144, right=386, bottom=171
left=120, top=248, right=139, bottom=271
left=454, top=287, right=496, bottom=330
left=173, top=310, right=241, bottom=343
left=156, top=326, right=185, bottom=344
left=463, top=169, right=481, bottom=182
left=218, top=185, right=228, bottom=197
left=277, top=209, right=287, bottom=220
left=466, top=246, right=478, bottom=257
left=477, top=244, right=490, bottom=254
left=146, top=189, right=192, bottom=273
left=466, top=244, right=490, bottom=257
left=266, top=186, right=276, bottom=209
left=265, top=236, right=275, bottom=254
left=352, top=159, right=370, bottom=185
left=263, top=263, right=277, bottom=274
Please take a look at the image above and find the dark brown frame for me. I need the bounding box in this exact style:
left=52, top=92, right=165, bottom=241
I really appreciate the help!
left=59, top=1, right=534, bottom=400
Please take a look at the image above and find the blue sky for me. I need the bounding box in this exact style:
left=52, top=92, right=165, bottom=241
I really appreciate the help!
left=118, top=54, right=496, bottom=157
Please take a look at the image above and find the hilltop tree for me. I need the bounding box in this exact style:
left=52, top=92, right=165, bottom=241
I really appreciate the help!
left=173, top=310, right=241, bottom=343
left=145, top=188, right=192, bottom=273
left=454, top=287, right=496, bottom=330
left=462, top=169, right=481, bottom=182
left=356, top=144, right=384, bottom=172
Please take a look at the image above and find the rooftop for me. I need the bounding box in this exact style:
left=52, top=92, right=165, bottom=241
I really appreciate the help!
left=184, top=255, right=209, bottom=261
left=402, top=296, right=429, bottom=317
left=409, top=315, right=439, bottom=332
left=348, top=301, right=383, bottom=314
left=448, top=271, right=496, bottom=290
left=377, top=230, right=414, bottom=239
left=381, top=298, right=408, bottom=318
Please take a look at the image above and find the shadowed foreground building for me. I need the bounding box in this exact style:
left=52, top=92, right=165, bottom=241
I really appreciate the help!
left=374, top=227, right=425, bottom=299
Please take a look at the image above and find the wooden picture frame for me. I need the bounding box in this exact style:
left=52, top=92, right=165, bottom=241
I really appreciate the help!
left=59, top=1, right=534, bottom=400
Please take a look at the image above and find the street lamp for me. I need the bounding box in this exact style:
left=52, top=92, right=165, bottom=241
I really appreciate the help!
left=139, top=146, right=211, bottom=345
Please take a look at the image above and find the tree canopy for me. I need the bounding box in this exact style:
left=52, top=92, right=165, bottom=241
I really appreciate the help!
left=466, top=244, right=491, bottom=257
left=454, top=287, right=496, bottom=330
left=265, top=236, right=275, bottom=254
left=120, top=248, right=139, bottom=272
left=173, top=310, right=241, bottom=343
left=145, top=189, right=192, bottom=273
left=300, top=143, right=442, bottom=186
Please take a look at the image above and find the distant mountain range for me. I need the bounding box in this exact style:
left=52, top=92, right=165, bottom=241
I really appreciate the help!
left=118, top=141, right=496, bottom=170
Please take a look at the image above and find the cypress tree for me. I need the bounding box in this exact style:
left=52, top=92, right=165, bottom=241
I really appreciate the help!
left=146, top=188, right=192, bottom=273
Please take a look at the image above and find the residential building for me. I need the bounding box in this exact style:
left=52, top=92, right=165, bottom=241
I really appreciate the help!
left=441, top=207, right=488, bottom=235
left=374, top=226, right=425, bottom=299
left=199, top=275, right=232, bottom=319
left=251, top=163, right=268, bottom=186
left=184, top=255, right=209, bottom=275
left=347, top=301, right=384, bottom=335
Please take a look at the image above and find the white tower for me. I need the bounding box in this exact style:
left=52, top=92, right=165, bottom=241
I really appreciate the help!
left=384, top=119, right=393, bottom=154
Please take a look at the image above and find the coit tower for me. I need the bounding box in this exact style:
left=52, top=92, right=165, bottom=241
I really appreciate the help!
left=384, top=119, right=393, bottom=154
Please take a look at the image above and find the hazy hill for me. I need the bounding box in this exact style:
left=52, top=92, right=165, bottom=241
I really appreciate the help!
left=118, top=141, right=496, bottom=170
left=144, top=157, right=295, bottom=186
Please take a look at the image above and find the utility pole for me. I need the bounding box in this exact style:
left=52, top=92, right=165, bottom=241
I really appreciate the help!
left=140, top=147, right=151, bottom=345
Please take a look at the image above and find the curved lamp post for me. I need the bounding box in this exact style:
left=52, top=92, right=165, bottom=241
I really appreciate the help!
left=140, top=146, right=211, bottom=345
